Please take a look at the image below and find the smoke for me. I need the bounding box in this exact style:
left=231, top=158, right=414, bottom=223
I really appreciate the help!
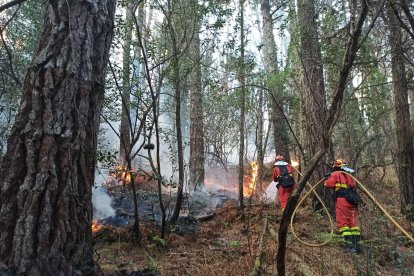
left=204, top=166, right=238, bottom=195
left=92, top=170, right=115, bottom=219
left=263, top=181, right=278, bottom=203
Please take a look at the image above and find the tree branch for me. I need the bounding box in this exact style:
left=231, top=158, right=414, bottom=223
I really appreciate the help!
left=0, top=0, right=27, bottom=13
left=400, top=0, right=414, bottom=34
left=276, top=1, right=371, bottom=274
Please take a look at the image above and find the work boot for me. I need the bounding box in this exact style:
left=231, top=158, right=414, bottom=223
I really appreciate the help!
left=343, top=236, right=354, bottom=253
left=353, top=235, right=362, bottom=254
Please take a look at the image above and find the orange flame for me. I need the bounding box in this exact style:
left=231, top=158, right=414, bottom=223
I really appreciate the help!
left=111, top=165, right=132, bottom=184
left=92, top=220, right=102, bottom=233
left=291, top=160, right=299, bottom=167
left=244, top=161, right=258, bottom=196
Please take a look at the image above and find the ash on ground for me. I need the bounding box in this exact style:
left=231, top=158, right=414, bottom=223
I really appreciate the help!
left=92, top=180, right=238, bottom=235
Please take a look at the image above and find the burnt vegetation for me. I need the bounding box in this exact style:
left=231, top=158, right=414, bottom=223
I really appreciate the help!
left=1, top=0, right=414, bottom=275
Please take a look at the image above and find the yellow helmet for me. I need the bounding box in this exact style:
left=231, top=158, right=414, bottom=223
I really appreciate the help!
left=332, top=159, right=347, bottom=168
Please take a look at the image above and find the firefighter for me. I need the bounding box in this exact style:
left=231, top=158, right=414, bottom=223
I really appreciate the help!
left=272, top=155, right=295, bottom=212
left=324, top=159, right=362, bottom=254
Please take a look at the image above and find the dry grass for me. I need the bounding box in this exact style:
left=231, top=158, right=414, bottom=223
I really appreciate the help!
left=95, top=179, right=414, bottom=276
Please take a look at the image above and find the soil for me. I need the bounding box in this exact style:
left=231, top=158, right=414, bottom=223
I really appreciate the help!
left=94, top=171, right=414, bottom=276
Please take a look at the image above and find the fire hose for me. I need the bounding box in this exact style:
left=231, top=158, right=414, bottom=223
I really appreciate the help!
left=290, top=168, right=414, bottom=247
left=290, top=169, right=335, bottom=247
left=342, top=171, right=414, bottom=243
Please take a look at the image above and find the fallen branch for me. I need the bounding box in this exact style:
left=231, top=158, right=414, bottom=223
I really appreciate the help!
left=250, top=215, right=268, bottom=276
left=196, top=213, right=215, bottom=222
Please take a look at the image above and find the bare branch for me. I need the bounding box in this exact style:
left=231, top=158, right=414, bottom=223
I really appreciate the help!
left=0, top=0, right=27, bottom=13
left=400, top=0, right=414, bottom=34
left=391, top=1, right=414, bottom=40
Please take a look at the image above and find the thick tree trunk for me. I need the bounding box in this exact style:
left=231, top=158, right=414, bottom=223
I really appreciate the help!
left=297, top=0, right=327, bottom=167
left=388, top=2, right=414, bottom=221
left=188, top=0, right=205, bottom=192
left=260, top=0, right=290, bottom=163
left=297, top=0, right=333, bottom=213
left=0, top=0, right=115, bottom=275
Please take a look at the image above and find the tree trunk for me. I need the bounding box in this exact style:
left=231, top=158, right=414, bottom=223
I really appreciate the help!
left=188, top=0, right=205, bottom=192
left=238, top=0, right=246, bottom=210
left=0, top=0, right=115, bottom=274
left=388, top=2, right=414, bottom=221
left=297, top=0, right=326, bottom=167
left=277, top=2, right=369, bottom=274
left=169, top=5, right=185, bottom=224
left=119, top=4, right=136, bottom=165
left=256, top=88, right=265, bottom=195
left=135, top=13, right=167, bottom=237
left=260, top=0, right=290, bottom=163
left=297, top=0, right=333, bottom=212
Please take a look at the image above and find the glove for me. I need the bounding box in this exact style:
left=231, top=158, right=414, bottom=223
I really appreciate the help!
left=323, top=173, right=331, bottom=180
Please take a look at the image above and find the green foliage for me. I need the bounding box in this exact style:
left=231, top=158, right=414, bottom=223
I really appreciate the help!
left=147, top=256, right=159, bottom=272
left=0, top=1, right=43, bottom=152
left=151, top=235, right=167, bottom=247
left=317, top=233, right=342, bottom=244
left=96, top=147, right=118, bottom=168
left=223, top=221, right=229, bottom=230
left=229, top=240, right=241, bottom=247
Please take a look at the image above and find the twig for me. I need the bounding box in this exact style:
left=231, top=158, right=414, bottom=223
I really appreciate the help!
left=250, top=215, right=268, bottom=276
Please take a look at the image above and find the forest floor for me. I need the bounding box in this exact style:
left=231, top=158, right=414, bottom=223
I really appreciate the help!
left=94, top=172, right=414, bottom=276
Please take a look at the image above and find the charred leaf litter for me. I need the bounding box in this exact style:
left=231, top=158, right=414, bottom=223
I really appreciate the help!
left=93, top=183, right=238, bottom=236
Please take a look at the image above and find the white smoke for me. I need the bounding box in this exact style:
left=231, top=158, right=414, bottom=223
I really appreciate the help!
left=92, top=170, right=115, bottom=219
left=263, top=181, right=278, bottom=203
left=204, top=166, right=238, bottom=197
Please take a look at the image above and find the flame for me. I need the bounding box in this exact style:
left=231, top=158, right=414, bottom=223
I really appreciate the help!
left=111, top=165, right=132, bottom=184
left=291, top=160, right=299, bottom=167
left=92, top=220, right=102, bottom=233
left=244, top=161, right=258, bottom=196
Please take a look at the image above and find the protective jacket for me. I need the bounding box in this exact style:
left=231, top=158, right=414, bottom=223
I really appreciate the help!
left=325, top=170, right=361, bottom=252
left=272, top=161, right=295, bottom=210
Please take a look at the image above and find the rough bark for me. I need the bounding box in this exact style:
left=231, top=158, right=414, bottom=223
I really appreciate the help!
left=296, top=0, right=333, bottom=213
left=260, top=0, right=290, bottom=162
left=388, top=2, right=414, bottom=221
left=297, top=0, right=327, bottom=167
left=188, top=0, right=205, bottom=192
left=0, top=0, right=115, bottom=274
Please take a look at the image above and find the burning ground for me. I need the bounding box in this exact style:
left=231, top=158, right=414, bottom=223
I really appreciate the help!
left=93, top=167, right=414, bottom=275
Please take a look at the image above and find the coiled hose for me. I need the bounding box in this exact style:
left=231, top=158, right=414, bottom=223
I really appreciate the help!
left=290, top=169, right=414, bottom=247
left=290, top=168, right=335, bottom=247
left=342, top=171, right=414, bottom=243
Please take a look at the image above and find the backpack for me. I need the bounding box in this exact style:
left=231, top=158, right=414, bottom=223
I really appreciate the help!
left=277, top=165, right=295, bottom=188
left=344, top=188, right=360, bottom=206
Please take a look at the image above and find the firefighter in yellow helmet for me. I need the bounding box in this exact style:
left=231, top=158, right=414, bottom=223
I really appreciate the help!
left=324, top=159, right=361, bottom=254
